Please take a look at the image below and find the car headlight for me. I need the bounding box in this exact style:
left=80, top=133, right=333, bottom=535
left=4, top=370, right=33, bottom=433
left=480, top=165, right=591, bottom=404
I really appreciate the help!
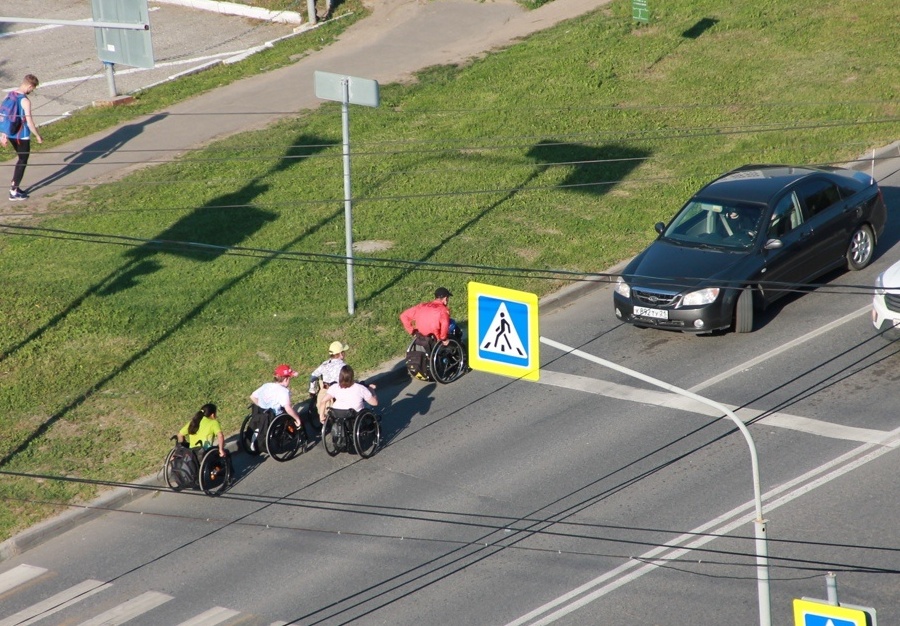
left=615, top=276, right=631, bottom=298
left=875, top=272, right=885, bottom=296
left=682, top=287, right=720, bottom=306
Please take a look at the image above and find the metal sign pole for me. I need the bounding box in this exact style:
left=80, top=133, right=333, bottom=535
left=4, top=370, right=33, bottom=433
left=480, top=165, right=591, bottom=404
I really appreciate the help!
left=341, top=78, right=355, bottom=315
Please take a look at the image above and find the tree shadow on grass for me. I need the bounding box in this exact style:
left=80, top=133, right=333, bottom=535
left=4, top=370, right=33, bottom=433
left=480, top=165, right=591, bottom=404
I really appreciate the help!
left=359, top=141, right=650, bottom=306
left=0, top=133, right=336, bottom=469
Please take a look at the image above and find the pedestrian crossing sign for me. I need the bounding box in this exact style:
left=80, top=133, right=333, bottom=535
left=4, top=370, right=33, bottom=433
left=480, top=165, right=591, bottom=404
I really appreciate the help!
left=468, top=281, right=539, bottom=381
left=793, top=599, right=870, bottom=626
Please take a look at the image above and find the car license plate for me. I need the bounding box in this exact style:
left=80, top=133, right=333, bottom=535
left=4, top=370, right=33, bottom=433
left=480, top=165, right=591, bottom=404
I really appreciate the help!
left=634, top=306, right=668, bottom=319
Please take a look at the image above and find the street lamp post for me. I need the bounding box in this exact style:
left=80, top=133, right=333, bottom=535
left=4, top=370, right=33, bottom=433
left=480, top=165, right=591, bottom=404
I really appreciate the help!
left=541, top=337, right=771, bottom=626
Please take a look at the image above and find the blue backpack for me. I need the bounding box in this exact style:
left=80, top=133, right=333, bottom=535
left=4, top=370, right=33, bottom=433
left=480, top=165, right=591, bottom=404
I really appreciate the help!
left=0, top=92, right=22, bottom=137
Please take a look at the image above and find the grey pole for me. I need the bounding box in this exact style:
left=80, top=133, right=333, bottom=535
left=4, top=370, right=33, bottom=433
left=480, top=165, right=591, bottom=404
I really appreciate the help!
left=104, top=62, right=117, bottom=98
left=341, top=78, right=355, bottom=315
left=826, top=572, right=839, bottom=605
left=306, top=0, right=318, bottom=25
left=540, top=337, right=771, bottom=626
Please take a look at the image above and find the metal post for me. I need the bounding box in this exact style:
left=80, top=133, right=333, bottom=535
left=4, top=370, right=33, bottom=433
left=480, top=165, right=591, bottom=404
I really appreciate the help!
left=826, top=572, right=839, bottom=605
left=540, top=337, right=771, bottom=626
left=306, top=0, right=318, bottom=25
left=104, top=61, right=117, bottom=98
left=341, top=78, right=355, bottom=315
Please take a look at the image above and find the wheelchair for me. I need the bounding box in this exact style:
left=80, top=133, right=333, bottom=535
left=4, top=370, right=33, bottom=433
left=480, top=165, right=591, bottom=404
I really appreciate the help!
left=238, top=404, right=307, bottom=462
left=163, top=437, right=231, bottom=497
left=405, top=329, right=467, bottom=384
left=321, top=407, right=382, bottom=459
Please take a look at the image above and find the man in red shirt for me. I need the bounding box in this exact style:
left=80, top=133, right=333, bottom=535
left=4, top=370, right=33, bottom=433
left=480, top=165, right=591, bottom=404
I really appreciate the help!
left=400, top=287, right=453, bottom=345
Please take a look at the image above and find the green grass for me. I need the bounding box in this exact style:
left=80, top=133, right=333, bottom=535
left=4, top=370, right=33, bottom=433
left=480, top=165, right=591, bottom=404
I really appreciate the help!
left=1, top=0, right=898, bottom=543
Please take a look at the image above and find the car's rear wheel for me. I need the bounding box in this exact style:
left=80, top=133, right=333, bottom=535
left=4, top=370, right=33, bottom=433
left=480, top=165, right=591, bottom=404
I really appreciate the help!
left=847, top=224, right=875, bottom=271
left=734, top=288, right=754, bottom=333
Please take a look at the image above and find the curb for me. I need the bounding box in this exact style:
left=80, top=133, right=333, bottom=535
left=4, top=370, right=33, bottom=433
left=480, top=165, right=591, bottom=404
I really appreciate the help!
left=152, top=0, right=304, bottom=25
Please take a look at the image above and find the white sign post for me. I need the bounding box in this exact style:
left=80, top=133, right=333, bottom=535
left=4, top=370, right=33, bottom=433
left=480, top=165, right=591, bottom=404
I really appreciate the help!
left=314, top=71, right=380, bottom=315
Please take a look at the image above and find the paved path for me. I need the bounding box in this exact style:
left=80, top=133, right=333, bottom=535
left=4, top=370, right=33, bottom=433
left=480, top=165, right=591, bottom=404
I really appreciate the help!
left=3, top=0, right=606, bottom=211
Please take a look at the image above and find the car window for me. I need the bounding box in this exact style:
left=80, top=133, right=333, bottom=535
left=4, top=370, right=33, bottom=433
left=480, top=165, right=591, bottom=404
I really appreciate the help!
left=664, top=200, right=761, bottom=249
left=796, top=179, right=841, bottom=217
left=767, top=192, right=803, bottom=239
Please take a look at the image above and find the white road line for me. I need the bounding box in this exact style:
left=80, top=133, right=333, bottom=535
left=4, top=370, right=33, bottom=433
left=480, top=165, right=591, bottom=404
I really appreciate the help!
left=687, top=305, right=870, bottom=393
left=0, top=564, right=47, bottom=594
left=76, top=590, right=172, bottom=626
left=538, top=370, right=895, bottom=446
left=0, top=579, right=111, bottom=626
left=506, top=425, right=900, bottom=626
left=177, top=606, right=241, bottom=625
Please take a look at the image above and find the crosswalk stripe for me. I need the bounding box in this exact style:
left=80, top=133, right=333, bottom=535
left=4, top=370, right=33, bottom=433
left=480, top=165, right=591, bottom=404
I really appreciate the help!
left=177, top=606, right=241, bottom=625
left=0, top=564, right=47, bottom=595
left=538, top=369, right=895, bottom=445
left=76, top=590, right=172, bottom=625
left=0, top=579, right=111, bottom=626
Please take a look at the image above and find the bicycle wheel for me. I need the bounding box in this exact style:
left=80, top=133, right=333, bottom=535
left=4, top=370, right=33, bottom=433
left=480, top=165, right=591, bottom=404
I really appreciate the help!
left=239, top=413, right=262, bottom=456
left=353, top=410, right=381, bottom=459
left=266, top=413, right=304, bottom=462
left=321, top=411, right=341, bottom=457
left=430, top=338, right=467, bottom=384
left=163, top=447, right=184, bottom=491
left=199, top=449, right=230, bottom=496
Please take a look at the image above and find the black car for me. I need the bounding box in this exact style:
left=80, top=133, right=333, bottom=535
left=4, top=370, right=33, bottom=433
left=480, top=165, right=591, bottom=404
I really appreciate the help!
left=613, top=164, right=887, bottom=333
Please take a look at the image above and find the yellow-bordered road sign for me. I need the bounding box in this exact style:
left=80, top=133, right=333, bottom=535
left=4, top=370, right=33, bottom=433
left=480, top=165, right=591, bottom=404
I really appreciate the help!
left=468, top=281, right=539, bottom=381
left=793, top=599, right=870, bottom=626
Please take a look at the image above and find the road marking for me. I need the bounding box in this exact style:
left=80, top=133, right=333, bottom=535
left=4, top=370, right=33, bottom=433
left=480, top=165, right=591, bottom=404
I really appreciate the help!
left=177, top=606, right=241, bottom=625
left=0, top=564, right=46, bottom=595
left=688, top=305, right=871, bottom=393
left=538, top=370, right=895, bottom=446
left=506, top=425, right=900, bottom=625
left=77, top=590, right=172, bottom=625
left=0, top=579, right=111, bottom=626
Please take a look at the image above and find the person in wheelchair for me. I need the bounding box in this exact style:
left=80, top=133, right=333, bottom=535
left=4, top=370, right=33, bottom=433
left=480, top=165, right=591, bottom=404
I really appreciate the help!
left=177, top=402, right=226, bottom=459
left=249, top=364, right=304, bottom=451
left=326, top=365, right=377, bottom=441
left=308, top=340, right=349, bottom=425
left=400, top=286, right=463, bottom=345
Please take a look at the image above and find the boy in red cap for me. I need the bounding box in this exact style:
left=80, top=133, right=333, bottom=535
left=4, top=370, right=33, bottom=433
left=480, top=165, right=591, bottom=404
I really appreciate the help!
left=248, top=364, right=304, bottom=451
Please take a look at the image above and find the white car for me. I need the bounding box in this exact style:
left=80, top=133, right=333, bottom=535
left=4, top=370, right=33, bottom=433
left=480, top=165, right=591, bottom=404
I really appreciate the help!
left=872, top=260, right=900, bottom=339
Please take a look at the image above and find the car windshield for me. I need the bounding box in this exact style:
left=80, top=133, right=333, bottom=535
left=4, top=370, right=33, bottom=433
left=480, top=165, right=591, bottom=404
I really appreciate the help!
left=661, top=200, right=764, bottom=250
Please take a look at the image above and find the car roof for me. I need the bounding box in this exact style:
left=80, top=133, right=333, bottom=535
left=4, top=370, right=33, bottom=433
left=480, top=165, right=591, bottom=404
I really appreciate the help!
left=694, top=164, right=843, bottom=205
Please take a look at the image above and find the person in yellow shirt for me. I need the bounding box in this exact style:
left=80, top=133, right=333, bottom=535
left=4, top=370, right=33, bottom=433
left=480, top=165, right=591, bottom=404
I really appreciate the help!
left=177, top=403, right=226, bottom=457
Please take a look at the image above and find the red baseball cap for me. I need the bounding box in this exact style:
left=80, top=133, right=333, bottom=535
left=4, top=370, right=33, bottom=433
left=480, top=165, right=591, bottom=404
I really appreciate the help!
left=274, top=364, right=298, bottom=378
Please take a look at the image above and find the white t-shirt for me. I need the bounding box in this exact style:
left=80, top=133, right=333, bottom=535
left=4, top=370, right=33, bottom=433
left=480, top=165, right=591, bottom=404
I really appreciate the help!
left=252, top=382, right=291, bottom=413
left=327, top=383, right=374, bottom=412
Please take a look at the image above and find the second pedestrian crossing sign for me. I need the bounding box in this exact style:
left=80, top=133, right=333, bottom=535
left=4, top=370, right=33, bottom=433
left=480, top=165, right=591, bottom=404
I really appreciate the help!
left=468, top=282, right=539, bottom=381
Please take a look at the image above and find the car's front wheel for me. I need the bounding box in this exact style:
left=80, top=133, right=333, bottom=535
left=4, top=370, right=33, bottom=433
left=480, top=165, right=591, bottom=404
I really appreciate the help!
left=734, top=288, right=754, bottom=333
left=847, top=224, right=875, bottom=271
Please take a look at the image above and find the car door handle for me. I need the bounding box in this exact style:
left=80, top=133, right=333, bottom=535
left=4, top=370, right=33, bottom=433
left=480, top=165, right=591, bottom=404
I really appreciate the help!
left=799, top=230, right=813, bottom=240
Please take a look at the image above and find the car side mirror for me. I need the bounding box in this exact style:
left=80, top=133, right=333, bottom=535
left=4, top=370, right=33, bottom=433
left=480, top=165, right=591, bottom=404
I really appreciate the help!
left=654, top=222, right=665, bottom=235
left=764, top=238, right=783, bottom=250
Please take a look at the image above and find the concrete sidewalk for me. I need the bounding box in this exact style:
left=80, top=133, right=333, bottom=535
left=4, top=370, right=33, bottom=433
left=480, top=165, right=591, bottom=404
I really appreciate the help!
left=7, top=0, right=606, bottom=209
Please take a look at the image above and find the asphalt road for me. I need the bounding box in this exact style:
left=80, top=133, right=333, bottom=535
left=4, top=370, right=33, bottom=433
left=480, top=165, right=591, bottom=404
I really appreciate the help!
left=0, top=158, right=897, bottom=625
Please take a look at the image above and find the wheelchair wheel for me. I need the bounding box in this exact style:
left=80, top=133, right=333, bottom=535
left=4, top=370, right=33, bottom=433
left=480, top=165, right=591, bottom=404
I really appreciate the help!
left=239, top=413, right=262, bottom=456
left=429, top=338, right=467, bottom=384
left=266, top=413, right=305, bottom=462
left=321, top=411, right=341, bottom=457
left=163, top=447, right=184, bottom=491
left=353, top=410, right=381, bottom=459
left=198, top=449, right=230, bottom=496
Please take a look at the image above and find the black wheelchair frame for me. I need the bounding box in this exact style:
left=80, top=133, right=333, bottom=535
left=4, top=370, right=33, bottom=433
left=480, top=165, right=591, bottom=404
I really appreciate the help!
left=321, top=407, right=382, bottom=459
left=238, top=405, right=307, bottom=462
left=163, top=438, right=231, bottom=497
left=405, top=333, right=468, bottom=384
